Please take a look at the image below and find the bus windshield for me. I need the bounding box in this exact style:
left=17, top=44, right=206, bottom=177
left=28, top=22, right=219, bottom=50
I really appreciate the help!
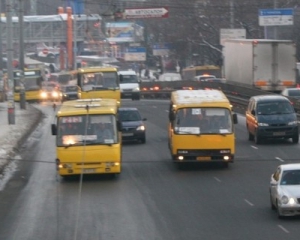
left=80, top=72, right=119, bottom=91
left=174, top=107, right=233, bottom=134
left=57, top=114, right=118, bottom=146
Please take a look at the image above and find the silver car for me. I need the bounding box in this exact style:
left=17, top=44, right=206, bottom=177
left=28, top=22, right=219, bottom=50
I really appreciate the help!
left=270, top=163, right=300, bottom=218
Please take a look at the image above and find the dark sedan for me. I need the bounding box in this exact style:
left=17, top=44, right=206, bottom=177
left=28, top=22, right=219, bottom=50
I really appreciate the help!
left=61, top=85, right=80, bottom=102
left=118, top=107, right=147, bottom=143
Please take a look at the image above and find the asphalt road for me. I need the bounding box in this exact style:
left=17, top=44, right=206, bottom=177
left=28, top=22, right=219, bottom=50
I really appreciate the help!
left=0, top=99, right=300, bottom=240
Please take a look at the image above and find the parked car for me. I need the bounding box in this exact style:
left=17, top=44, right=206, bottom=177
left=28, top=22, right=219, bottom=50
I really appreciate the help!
left=118, top=107, right=146, bottom=143
left=61, top=85, right=81, bottom=102
left=270, top=163, right=300, bottom=218
left=281, top=88, right=300, bottom=99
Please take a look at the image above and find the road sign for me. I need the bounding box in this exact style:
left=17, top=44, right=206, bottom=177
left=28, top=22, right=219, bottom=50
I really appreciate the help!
left=220, top=28, right=246, bottom=45
left=124, top=47, right=146, bottom=61
left=259, top=8, right=293, bottom=26
left=124, top=7, right=169, bottom=19
left=152, top=43, right=171, bottom=56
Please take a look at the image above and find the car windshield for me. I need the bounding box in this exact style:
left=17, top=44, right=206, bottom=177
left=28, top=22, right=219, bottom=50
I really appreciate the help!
left=120, top=75, right=138, bottom=83
left=257, top=102, right=294, bottom=115
left=65, top=86, right=78, bottom=92
left=173, top=107, right=233, bottom=134
left=119, top=110, right=141, bottom=121
left=280, top=170, right=300, bottom=185
left=288, top=89, right=300, bottom=97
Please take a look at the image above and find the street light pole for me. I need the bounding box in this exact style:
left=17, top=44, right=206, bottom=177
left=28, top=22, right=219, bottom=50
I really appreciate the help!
left=19, top=0, right=26, bottom=109
left=230, top=0, right=234, bottom=29
left=6, top=0, right=15, bottom=124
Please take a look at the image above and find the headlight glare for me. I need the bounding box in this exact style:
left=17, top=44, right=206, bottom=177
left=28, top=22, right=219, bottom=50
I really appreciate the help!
left=137, top=125, right=145, bottom=131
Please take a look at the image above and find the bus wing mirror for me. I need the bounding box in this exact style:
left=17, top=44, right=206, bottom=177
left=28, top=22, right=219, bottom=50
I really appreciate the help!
left=51, top=124, right=57, bottom=135
left=233, top=113, right=238, bottom=124
left=169, top=112, right=175, bottom=121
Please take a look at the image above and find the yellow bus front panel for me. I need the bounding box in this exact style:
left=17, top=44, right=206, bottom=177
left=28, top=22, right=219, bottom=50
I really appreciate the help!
left=26, top=91, right=42, bottom=101
left=170, top=134, right=235, bottom=162
left=56, top=144, right=122, bottom=176
left=80, top=91, right=121, bottom=106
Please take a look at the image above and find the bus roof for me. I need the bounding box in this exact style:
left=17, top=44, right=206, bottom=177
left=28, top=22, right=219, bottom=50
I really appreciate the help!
left=57, top=98, right=118, bottom=117
left=77, top=66, right=118, bottom=73
left=171, top=90, right=231, bottom=108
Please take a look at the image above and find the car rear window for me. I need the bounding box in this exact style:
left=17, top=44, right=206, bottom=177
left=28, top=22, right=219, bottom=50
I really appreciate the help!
left=119, top=110, right=141, bottom=121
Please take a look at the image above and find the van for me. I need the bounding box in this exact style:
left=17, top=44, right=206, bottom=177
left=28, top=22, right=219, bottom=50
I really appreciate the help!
left=246, top=95, right=299, bottom=144
left=118, top=70, right=140, bottom=100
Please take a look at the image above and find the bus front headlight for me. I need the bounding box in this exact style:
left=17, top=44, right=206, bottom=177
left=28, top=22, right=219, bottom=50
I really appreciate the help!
left=40, top=91, right=47, bottom=98
left=52, top=91, right=59, bottom=98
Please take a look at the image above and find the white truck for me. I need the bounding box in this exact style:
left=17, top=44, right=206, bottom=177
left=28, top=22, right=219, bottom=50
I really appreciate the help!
left=223, top=39, right=297, bottom=92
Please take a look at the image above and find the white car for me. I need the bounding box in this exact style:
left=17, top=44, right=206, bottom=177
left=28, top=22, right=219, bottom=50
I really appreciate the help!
left=281, top=88, right=300, bottom=99
left=270, top=163, right=300, bottom=218
left=118, top=70, right=140, bottom=100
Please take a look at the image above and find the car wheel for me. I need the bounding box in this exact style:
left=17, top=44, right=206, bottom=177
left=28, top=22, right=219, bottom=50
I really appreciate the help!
left=276, top=201, right=284, bottom=219
left=270, top=195, right=276, bottom=210
left=292, top=134, right=299, bottom=144
left=140, top=137, right=146, bottom=144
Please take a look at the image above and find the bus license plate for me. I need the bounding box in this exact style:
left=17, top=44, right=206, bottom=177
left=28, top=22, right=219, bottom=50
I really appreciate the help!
left=197, top=156, right=211, bottom=161
left=83, top=168, right=96, bottom=173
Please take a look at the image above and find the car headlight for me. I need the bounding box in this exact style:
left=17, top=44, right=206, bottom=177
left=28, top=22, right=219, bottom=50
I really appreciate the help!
left=281, top=195, right=296, bottom=205
left=40, top=92, right=47, bottom=98
left=258, top=123, right=269, bottom=126
left=52, top=91, right=59, bottom=97
left=137, top=125, right=145, bottom=131
left=133, top=87, right=140, bottom=92
left=281, top=195, right=289, bottom=204
left=288, top=121, right=298, bottom=126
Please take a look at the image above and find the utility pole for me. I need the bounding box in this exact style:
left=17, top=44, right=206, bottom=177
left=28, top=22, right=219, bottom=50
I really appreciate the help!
left=19, top=0, right=26, bottom=109
left=6, top=0, right=15, bottom=124
left=73, top=14, right=77, bottom=69
left=230, top=0, right=234, bottom=29
left=273, top=0, right=278, bottom=39
left=0, top=2, right=3, bottom=70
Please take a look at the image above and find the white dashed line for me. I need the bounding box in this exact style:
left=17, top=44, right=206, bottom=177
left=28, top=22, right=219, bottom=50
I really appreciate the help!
left=278, top=225, right=289, bottom=233
left=275, top=157, right=284, bottom=162
left=251, top=145, right=258, bottom=149
left=244, top=199, right=254, bottom=206
left=152, top=106, right=157, bottom=108
left=214, top=177, right=221, bottom=182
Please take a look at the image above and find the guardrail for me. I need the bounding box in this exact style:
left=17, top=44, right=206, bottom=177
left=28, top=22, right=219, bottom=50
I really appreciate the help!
left=140, top=80, right=300, bottom=116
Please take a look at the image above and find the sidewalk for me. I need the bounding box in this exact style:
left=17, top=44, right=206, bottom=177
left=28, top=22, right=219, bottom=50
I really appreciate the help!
left=0, top=101, right=43, bottom=172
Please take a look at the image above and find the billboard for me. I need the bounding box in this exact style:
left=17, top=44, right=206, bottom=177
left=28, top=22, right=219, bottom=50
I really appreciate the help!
left=105, top=22, right=136, bottom=43
left=124, top=47, right=146, bottom=61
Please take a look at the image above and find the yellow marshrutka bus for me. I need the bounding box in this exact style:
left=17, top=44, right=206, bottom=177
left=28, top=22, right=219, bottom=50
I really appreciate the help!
left=77, top=67, right=120, bottom=106
left=168, top=89, right=238, bottom=167
left=13, top=69, right=44, bottom=102
left=51, top=98, right=122, bottom=177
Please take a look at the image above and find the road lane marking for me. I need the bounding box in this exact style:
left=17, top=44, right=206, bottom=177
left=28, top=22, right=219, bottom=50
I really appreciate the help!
left=275, top=157, right=284, bottom=162
left=278, top=225, right=289, bottom=233
left=244, top=199, right=254, bottom=206
left=214, top=177, right=221, bottom=182
left=251, top=145, right=258, bottom=149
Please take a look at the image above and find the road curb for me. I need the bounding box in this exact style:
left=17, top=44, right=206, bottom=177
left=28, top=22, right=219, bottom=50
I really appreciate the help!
left=0, top=104, right=44, bottom=174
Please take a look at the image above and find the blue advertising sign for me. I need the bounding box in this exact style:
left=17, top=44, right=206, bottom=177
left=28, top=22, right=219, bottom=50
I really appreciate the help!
left=259, top=8, right=293, bottom=26
left=105, top=22, right=135, bottom=43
